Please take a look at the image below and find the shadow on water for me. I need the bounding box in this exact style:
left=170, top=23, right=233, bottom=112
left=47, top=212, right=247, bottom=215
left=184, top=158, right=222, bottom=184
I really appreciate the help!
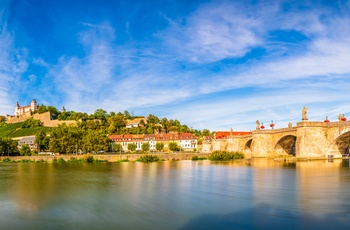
left=179, top=203, right=350, bottom=230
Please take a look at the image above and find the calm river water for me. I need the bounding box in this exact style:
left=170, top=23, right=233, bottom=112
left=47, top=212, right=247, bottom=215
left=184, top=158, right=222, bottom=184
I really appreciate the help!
left=1, top=159, right=350, bottom=229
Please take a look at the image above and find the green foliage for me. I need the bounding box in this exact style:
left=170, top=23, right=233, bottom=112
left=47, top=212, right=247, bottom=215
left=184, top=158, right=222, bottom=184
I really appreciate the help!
left=0, top=157, right=14, bottom=163
left=83, top=154, right=94, bottom=163
left=117, top=159, right=130, bottom=162
left=0, top=122, right=23, bottom=137
left=19, top=159, right=35, bottom=163
left=52, top=158, right=66, bottom=163
left=136, top=154, right=161, bottom=162
left=155, top=142, right=164, bottom=151
left=191, top=155, right=207, bottom=161
left=22, top=118, right=42, bottom=128
left=202, top=129, right=211, bottom=136
left=20, top=144, right=32, bottom=156
left=141, top=142, right=150, bottom=152
left=113, top=143, right=123, bottom=152
left=127, top=143, right=137, bottom=152
left=208, top=151, right=244, bottom=161
left=169, top=142, right=180, bottom=152
left=35, top=130, right=50, bottom=151
left=0, top=137, right=19, bottom=156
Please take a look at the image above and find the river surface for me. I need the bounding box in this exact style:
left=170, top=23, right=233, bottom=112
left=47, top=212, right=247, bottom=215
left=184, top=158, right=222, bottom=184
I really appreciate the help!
left=1, top=159, right=350, bottom=229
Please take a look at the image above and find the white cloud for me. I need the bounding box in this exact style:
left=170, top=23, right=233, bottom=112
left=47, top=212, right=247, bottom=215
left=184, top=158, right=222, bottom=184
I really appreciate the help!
left=0, top=8, right=28, bottom=115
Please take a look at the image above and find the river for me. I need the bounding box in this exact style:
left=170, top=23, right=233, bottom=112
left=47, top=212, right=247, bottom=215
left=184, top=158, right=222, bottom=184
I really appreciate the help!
left=0, top=159, right=350, bottom=229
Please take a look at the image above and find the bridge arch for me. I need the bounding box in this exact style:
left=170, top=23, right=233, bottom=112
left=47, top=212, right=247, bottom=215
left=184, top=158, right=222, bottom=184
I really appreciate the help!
left=328, top=131, right=350, bottom=155
left=274, top=135, right=296, bottom=156
left=245, top=139, right=252, bottom=150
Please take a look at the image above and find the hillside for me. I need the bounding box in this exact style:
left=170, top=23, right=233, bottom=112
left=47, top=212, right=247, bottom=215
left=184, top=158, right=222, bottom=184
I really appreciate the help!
left=0, top=122, right=52, bottom=138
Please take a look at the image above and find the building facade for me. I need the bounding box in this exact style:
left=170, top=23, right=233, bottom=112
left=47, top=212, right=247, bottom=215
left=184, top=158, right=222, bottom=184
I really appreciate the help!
left=14, top=99, right=38, bottom=117
left=109, top=133, right=198, bottom=152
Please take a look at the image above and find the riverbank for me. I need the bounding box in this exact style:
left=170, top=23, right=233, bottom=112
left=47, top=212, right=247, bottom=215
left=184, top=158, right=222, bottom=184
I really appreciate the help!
left=0, top=153, right=211, bottom=162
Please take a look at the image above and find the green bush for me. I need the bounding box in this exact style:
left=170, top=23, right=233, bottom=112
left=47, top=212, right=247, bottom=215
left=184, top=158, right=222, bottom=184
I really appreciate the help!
left=191, top=155, right=207, bottom=161
left=136, top=154, right=161, bottom=162
left=208, top=151, right=244, bottom=161
left=52, top=158, right=66, bottom=163
left=0, top=157, right=14, bottom=163
left=117, top=159, right=130, bottom=163
left=83, top=154, right=94, bottom=163
left=19, top=159, right=35, bottom=163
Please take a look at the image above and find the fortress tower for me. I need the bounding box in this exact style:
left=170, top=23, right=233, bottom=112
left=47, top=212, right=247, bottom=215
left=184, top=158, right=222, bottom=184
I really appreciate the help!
left=14, top=99, right=38, bottom=117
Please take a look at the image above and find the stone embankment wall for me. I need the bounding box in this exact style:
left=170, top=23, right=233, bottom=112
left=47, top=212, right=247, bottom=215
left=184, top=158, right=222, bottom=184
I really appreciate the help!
left=0, top=153, right=211, bottom=162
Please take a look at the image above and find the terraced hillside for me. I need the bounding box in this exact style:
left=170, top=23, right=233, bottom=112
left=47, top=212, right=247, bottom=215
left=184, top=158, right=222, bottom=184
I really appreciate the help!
left=0, top=122, right=52, bottom=138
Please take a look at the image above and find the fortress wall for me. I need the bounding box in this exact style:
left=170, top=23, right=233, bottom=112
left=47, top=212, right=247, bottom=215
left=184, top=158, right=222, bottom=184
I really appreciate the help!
left=6, top=111, right=76, bottom=127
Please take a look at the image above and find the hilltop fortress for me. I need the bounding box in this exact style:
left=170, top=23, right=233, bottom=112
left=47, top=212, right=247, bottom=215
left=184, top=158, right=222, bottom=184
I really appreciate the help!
left=6, top=99, right=75, bottom=127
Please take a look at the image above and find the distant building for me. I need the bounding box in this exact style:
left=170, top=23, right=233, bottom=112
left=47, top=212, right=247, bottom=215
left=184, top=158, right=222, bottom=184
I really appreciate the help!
left=125, top=117, right=147, bottom=128
left=14, top=99, right=38, bottom=117
left=108, top=133, right=198, bottom=151
left=18, top=136, right=37, bottom=151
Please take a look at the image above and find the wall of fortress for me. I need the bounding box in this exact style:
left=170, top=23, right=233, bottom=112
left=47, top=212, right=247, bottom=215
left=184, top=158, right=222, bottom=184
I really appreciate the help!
left=6, top=112, right=76, bottom=127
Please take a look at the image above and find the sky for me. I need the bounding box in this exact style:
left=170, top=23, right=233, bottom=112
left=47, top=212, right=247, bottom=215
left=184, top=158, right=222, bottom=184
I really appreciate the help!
left=1, top=0, right=350, bottom=131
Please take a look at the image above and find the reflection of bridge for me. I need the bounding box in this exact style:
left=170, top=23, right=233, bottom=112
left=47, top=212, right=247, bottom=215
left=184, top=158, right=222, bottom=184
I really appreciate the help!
left=203, top=121, right=350, bottom=158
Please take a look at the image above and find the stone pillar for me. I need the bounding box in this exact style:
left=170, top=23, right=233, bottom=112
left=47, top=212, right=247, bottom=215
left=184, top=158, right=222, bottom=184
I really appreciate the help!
left=251, top=131, right=275, bottom=157
left=296, top=122, right=328, bottom=157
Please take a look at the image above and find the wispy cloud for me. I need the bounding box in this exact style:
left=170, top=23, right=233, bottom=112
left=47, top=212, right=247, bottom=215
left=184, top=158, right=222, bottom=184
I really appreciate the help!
left=0, top=5, right=28, bottom=114
left=3, top=0, right=350, bottom=132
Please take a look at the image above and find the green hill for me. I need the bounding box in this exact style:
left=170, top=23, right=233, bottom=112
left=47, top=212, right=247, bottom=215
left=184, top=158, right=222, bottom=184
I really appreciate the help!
left=0, top=122, right=52, bottom=138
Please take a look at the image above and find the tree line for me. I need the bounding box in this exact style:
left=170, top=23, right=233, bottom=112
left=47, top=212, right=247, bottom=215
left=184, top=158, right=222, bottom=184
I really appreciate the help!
left=1, top=105, right=212, bottom=155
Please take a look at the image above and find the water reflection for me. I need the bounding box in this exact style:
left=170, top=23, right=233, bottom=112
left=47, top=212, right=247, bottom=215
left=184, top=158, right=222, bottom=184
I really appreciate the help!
left=0, top=160, right=349, bottom=229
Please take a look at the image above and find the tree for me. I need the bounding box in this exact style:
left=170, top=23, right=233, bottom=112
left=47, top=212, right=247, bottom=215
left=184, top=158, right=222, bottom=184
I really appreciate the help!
left=123, top=110, right=131, bottom=119
left=20, top=144, right=32, bottom=156
left=113, top=143, right=123, bottom=153
left=127, top=143, right=137, bottom=152
left=94, top=109, right=107, bottom=119
left=169, top=142, right=180, bottom=152
left=0, top=138, right=19, bottom=156
left=142, top=142, right=150, bottom=152
left=47, top=106, right=60, bottom=118
left=35, top=130, right=50, bottom=151
left=156, top=142, right=164, bottom=152
left=202, top=129, right=211, bottom=136
left=0, top=115, right=5, bottom=122
left=37, top=104, right=48, bottom=114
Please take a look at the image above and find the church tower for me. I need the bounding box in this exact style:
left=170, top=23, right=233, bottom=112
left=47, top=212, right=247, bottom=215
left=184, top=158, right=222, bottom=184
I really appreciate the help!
left=30, top=99, right=37, bottom=112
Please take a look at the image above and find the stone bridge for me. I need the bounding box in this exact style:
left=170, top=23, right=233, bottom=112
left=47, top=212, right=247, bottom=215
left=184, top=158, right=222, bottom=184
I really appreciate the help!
left=202, top=121, right=350, bottom=158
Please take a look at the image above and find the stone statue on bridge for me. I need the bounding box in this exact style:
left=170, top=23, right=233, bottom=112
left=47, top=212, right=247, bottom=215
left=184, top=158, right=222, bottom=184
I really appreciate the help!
left=288, top=122, right=292, bottom=128
left=302, top=107, right=308, bottom=121
left=256, top=120, right=260, bottom=130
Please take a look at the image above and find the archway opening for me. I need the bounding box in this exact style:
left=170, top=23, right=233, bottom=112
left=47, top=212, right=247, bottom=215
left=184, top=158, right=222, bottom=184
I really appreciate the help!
left=331, top=132, right=350, bottom=156
left=274, top=135, right=296, bottom=156
left=245, top=139, right=252, bottom=150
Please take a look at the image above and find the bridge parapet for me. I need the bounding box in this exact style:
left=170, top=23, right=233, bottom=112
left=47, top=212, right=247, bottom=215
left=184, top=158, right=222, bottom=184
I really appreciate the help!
left=253, top=127, right=297, bottom=134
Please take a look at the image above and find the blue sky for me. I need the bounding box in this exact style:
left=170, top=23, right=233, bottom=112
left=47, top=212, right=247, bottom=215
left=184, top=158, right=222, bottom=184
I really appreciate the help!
left=1, top=0, right=350, bottom=131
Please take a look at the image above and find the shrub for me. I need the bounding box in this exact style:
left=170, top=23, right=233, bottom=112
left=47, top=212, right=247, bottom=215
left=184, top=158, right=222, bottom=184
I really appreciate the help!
left=208, top=151, right=244, bottom=161
left=191, top=155, right=207, bottom=161
left=52, top=158, right=66, bottom=163
left=117, top=159, right=130, bottom=163
left=136, top=154, right=160, bottom=162
left=83, top=154, right=94, bottom=163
